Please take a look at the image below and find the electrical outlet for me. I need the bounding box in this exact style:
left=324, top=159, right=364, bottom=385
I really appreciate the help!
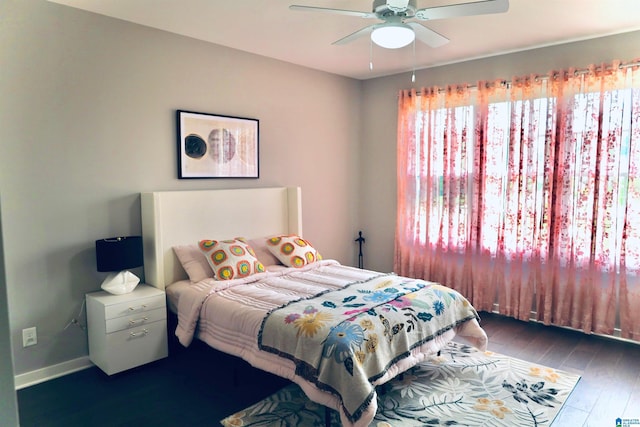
left=22, top=327, right=37, bottom=347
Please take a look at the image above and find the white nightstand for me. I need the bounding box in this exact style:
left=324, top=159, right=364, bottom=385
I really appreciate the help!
left=86, top=284, right=168, bottom=375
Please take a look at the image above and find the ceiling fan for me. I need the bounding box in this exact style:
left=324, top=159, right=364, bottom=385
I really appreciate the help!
left=290, top=0, right=509, bottom=49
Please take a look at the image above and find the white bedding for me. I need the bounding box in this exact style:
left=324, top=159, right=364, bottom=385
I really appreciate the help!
left=165, top=280, right=189, bottom=314
left=171, top=260, right=488, bottom=427
left=165, top=265, right=289, bottom=313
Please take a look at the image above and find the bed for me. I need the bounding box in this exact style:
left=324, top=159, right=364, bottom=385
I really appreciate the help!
left=140, top=186, right=488, bottom=427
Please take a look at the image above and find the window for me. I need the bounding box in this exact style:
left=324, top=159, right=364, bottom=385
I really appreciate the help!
left=407, top=88, right=637, bottom=270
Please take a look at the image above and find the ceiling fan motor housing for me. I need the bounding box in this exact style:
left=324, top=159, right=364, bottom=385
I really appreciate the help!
left=373, top=0, right=418, bottom=16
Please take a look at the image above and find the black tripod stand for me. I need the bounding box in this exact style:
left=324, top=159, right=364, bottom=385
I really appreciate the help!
left=355, top=231, right=365, bottom=269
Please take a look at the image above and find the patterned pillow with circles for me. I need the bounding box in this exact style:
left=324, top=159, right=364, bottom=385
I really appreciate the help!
left=198, top=238, right=265, bottom=280
left=265, top=235, right=322, bottom=268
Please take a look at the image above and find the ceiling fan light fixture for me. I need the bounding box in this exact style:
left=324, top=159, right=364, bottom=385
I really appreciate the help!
left=371, top=23, right=415, bottom=49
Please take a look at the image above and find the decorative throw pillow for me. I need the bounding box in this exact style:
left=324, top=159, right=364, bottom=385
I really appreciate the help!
left=266, top=235, right=322, bottom=268
left=198, top=238, right=265, bottom=280
left=173, top=245, right=214, bottom=282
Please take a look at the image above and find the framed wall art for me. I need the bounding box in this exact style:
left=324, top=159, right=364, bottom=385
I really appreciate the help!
left=177, top=110, right=259, bottom=179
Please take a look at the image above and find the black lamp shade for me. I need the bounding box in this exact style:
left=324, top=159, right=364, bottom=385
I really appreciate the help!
left=96, top=236, right=143, bottom=272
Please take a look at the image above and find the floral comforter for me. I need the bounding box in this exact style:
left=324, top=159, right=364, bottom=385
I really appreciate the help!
left=173, top=260, right=487, bottom=427
left=258, top=271, right=482, bottom=423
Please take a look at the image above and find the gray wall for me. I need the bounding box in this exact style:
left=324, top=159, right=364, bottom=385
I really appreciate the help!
left=360, top=30, right=640, bottom=272
left=2, top=0, right=640, bottom=386
left=0, top=196, right=19, bottom=427
left=1, top=0, right=361, bottom=377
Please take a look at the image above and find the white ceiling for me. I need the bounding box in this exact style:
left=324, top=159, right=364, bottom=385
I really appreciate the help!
left=48, top=0, right=640, bottom=80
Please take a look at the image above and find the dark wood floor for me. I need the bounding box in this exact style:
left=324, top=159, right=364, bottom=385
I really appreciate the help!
left=17, top=312, right=640, bottom=426
left=17, top=339, right=290, bottom=427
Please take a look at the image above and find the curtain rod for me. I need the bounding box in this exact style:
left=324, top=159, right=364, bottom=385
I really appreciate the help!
left=512, top=59, right=640, bottom=85
left=406, top=59, right=640, bottom=93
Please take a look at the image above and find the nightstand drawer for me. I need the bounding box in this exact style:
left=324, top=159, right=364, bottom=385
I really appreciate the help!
left=105, top=307, right=166, bottom=333
left=100, top=319, right=168, bottom=375
left=104, top=294, right=165, bottom=320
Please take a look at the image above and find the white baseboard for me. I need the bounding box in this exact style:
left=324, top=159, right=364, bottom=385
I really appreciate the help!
left=15, top=356, right=93, bottom=390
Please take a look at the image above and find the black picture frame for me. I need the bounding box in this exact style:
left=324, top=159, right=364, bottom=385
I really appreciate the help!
left=177, top=110, right=259, bottom=179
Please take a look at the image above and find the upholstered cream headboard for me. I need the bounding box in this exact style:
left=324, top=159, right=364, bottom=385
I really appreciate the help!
left=140, top=187, right=302, bottom=290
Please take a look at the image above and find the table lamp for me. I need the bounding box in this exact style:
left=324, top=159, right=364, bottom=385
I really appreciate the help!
left=95, top=236, right=143, bottom=294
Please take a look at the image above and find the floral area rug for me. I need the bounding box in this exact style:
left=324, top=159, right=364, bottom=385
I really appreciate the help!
left=220, top=341, right=580, bottom=426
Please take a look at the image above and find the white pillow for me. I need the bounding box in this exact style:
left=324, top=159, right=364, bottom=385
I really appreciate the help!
left=199, top=238, right=265, bottom=280
left=173, top=245, right=214, bottom=282
left=266, top=235, right=322, bottom=268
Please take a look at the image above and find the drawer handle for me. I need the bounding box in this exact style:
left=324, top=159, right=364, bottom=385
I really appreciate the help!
left=128, top=304, right=148, bottom=312
left=128, top=317, right=149, bottom=326
left=129, top=329, right=148, bottom=337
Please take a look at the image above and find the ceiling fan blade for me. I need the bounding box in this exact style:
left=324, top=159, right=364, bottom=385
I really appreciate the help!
left=414, top=0, right=508, bottom=21
left=332, top=25, right=374, bottom=45
left=289, top=5, right=375, bottom=19
left=407, top=22, right=449, bottom=48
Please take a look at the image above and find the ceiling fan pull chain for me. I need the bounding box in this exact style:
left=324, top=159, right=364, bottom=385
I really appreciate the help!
left=369, top=36, right=374, bottom=71
left=411, top=39, right=416, bottom=82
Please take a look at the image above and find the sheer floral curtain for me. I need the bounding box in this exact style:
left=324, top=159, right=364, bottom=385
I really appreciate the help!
left=396, top=60, right=640, bottom=339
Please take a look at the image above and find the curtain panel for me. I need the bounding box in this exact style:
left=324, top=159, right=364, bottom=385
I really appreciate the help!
left=395, top=61, right=640, bottom=340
